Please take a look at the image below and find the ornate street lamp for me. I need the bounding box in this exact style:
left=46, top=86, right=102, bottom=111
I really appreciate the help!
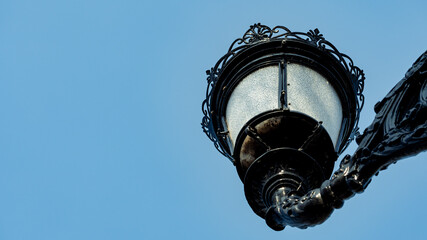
left=202, top=23, right=427, bottom=230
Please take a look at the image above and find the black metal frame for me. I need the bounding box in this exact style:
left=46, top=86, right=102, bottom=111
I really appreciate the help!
left=233, top=109, right=336, bottom=181
left=236, top=109, right=337, bottom=219
left=202, top=23, right=365, bottom=162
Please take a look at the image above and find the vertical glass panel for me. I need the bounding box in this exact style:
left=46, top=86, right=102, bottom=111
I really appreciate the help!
left=226, top=66, right=279, bottom=146
left=287, top=63, right=343, bottom=147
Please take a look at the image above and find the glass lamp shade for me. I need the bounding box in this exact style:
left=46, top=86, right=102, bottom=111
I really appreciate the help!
left=225, top=63, right=343, bottom=150
left=226, top=66, right=280, bottom=145
left=287, top=63, right=343, bottom=146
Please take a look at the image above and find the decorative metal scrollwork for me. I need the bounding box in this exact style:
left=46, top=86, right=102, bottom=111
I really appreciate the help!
left=201, top=69, right=233, bottom=161
left=265, top=50, right=427, bottom=230
left=201, top=23, right=365, bottom=160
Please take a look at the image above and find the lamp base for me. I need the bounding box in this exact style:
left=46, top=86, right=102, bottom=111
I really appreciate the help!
left=244, top=148, right=325, bottom=218
left=233, top=110, right=337, bottom=223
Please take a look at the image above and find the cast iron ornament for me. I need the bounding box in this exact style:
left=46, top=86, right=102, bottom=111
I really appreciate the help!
left=201, top=23, right=427, bottom=230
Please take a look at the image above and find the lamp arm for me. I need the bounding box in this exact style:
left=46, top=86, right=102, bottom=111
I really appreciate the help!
left=265, top=50, right=427, bottom=230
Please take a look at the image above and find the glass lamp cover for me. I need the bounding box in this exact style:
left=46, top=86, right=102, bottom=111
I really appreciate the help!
left=226, top=66, right=279, bottom=145
left=225, top=63, right=343, bottom=150
left=287, top=63, right=343, bottom=147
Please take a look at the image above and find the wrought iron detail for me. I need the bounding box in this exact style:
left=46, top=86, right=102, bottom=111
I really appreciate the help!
left=265, top=50, right=427, bottom=230
left=202, top=23, right=365, bottom=160
left=202, top=69, right=233, bottom=161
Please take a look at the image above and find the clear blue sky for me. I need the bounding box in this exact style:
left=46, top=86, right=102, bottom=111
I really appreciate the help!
left=1, top=0, right=426, bottom=239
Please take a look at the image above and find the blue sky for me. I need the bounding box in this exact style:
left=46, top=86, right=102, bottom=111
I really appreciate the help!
left=0, top=0, right=426, bottom=239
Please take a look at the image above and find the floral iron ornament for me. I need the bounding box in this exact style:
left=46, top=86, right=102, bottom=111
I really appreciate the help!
left=265, top=50, right=427, bottom=230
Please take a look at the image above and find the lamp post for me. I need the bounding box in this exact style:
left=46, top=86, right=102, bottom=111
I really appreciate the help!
left=202, top=23, right=427, bottom=230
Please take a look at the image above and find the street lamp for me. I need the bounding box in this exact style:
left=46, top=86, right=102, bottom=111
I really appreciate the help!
left=202, top=23, right=365, bottom=229
left=202, top=23, right=427, bottom=230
